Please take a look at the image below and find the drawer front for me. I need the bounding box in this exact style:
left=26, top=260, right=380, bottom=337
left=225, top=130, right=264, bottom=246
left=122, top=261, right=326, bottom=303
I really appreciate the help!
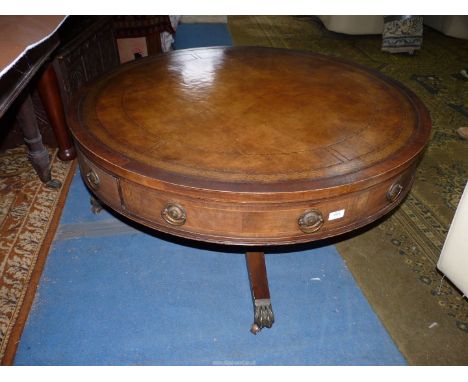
left=117, top=166, right=415, bottom=245
left=77, top=153, right=121, bottom=208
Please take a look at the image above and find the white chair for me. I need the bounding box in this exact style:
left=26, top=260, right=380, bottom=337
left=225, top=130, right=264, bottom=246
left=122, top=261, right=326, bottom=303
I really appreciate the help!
left=437, top=181, right=468, bottom=296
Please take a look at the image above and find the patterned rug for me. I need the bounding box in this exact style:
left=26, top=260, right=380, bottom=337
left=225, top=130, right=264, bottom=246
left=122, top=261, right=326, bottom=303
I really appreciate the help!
left=228, top=16, right=468, bottom=365
left=0, top=146, right=75, bottom=364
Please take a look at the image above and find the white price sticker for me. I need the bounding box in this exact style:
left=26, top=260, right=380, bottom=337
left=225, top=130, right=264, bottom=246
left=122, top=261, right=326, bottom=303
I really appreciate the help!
left=328, top=209, right=345, bottom=221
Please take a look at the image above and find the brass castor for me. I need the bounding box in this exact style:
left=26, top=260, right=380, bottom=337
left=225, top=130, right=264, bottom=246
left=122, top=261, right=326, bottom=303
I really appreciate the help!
left=90, top=195, right=103, bottom=214
left=250, top=323, right=262, bottom=335
left=45, top=178, right=62, bottom=189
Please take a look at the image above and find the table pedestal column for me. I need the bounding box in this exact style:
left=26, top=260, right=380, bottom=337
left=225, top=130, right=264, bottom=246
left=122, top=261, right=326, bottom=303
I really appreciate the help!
left=245, top=251, right=275, bottom=334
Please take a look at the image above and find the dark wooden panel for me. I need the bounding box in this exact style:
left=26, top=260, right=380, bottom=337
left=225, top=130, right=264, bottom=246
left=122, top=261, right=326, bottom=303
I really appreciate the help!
left=53, top=16, right=119, bottom=114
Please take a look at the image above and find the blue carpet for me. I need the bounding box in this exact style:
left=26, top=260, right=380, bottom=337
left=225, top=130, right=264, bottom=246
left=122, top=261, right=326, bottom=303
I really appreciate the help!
left=173, top=23, right=233, bottom=49
left=13, top=23, right=405, bottom=365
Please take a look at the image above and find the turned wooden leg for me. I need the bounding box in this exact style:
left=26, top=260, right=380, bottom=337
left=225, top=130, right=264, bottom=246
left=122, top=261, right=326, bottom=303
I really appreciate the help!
left=16, top=94, right=62, bottom=189
left=37, top=64, right=76, bottom=161
left=245, top=251, right=274, bottom=334
left=90, top=195, right=103, bottom=214
left=146, top=33, right=163, bottom=55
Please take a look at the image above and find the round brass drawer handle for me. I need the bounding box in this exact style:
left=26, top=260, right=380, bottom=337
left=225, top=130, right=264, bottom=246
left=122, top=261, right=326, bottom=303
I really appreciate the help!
left=161, top=203, right=187, bottom=226
left=298, top=209, right=324, bottom=233
left=86, top=169, right=100, bottom=190
left=387, top=183, right=403, bottom=203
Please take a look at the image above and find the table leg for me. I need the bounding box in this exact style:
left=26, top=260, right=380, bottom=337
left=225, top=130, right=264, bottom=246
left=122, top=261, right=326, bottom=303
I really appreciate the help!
left=245, top=251, right=274, bottom=334
left=37, top=64, right=76, bottom=161
left=16, top=94, right=62, bottom=189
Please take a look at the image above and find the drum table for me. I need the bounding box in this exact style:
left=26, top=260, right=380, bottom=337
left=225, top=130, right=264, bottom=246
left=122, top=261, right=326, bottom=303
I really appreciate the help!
left=68, top=46, right=431, bottom=334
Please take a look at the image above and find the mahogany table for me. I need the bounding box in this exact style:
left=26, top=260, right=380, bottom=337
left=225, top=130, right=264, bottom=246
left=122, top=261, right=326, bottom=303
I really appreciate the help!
left=68, top=46, right=431, bottom=333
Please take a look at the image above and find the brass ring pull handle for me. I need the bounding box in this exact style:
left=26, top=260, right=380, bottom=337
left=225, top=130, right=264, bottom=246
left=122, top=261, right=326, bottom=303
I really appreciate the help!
left=86, top=169, right=100, bottom=190
left=387, top=183, right=403, bottom=203
left=298, top=209, right=324, bottom=233
left=161, top=203, right=187, bottom=226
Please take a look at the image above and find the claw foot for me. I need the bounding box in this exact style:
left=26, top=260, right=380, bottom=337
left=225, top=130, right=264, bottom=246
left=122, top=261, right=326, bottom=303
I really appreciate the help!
left=90, top=195, right=103, bottom=214
left=251, top=299, right=274, bottom=334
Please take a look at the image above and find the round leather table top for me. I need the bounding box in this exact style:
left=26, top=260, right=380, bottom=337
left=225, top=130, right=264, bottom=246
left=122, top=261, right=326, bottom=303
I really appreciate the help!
left=70, top=46, right=431, bottom=193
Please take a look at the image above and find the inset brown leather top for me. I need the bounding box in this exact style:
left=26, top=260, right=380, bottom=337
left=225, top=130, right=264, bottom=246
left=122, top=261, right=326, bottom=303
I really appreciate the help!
left=69, top=46, right=431, bottom=192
